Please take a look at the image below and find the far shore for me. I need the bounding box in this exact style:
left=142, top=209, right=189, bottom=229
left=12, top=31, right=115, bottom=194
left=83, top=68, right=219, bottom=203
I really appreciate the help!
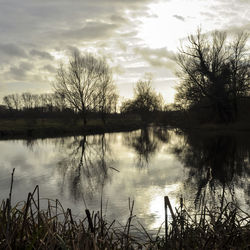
left=174, top=121, right=250, bottom=133
left=0, top=117, right=145, bottom=140
left=0, top=116, right=249, bottom=140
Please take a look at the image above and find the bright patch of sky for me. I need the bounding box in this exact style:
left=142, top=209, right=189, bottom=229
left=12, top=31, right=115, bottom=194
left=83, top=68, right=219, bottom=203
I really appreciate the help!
left=139, top=0, right=216, bottom=50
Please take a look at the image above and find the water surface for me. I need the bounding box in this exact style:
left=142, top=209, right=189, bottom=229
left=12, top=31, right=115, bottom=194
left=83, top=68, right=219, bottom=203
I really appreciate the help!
left=0, top=127, right=249, bottom=231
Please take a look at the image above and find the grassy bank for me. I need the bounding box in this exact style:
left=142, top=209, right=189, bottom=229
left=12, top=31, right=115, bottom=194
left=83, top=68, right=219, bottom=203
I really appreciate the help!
left=165, top=117, right=250, bottom=133
left=1, top=173, right=250, bottom=249
left=1, top=111, right=249, bottom=140
left=0, top=115, right=143, bottom=139
left=197, top=121, right=250, bottom=131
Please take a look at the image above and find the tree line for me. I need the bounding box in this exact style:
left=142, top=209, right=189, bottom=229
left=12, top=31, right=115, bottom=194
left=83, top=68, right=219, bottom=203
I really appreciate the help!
left=1, top=51, right=164, bottom=124
left=2, top=92, right=66, bottom=112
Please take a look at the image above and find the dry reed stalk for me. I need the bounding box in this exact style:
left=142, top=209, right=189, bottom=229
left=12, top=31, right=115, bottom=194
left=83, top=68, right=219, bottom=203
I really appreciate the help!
left=1, top=170, right=250, bottom=249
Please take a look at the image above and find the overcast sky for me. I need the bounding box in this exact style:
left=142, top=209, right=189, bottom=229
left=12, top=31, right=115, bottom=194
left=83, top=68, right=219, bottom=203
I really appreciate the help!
left=0, top=0, right=249, bottom=103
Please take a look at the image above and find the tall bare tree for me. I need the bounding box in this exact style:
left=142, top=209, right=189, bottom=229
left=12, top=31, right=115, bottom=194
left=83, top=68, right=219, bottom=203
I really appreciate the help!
left=175, top=29, right=249, bottom=122
left=53, top=52, right=115, bottom=125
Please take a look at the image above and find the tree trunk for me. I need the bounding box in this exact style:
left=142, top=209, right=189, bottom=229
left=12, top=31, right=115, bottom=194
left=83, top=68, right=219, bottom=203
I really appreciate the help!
left=101, top=112, right=106, bottom=125
left=82, top=110, right=87, bottom=127
left=232, top=96, right=238, bottom=122
left=83, top=115, right=87, bottom=126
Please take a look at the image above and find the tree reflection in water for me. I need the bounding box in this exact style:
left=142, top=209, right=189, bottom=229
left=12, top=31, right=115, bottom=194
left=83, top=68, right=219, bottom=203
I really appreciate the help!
left=123, top=127, right=170, bottom=168
left=56, top=134, right=115, bottom=201
left=20, top=128, right=250, bottom=213
left=172, top=131, right=250, bottom=210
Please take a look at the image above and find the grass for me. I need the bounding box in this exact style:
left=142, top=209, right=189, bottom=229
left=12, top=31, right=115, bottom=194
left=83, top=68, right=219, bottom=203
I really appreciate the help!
left=0, top=169, right=163, bottom=249
left=1, top=170, right=250, bottom=249
left=1, top=112, right=249, bottom=139
left=0, top=115, right=143, bottom=139
left=164, top=197, right=250, bottom=249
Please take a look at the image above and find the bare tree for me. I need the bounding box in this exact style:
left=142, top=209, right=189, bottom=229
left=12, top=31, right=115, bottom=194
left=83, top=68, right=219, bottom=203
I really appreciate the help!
left=176, top=29, right=249, bottom=122
left=54, top=91, right=67, bottom=111
left=53, top=52, right=115, bottom=126
left=121, top=77, right=164, bottom=114
left=97, top=75, right=119, bottom=123
left=31, top=94, right=39, bottom=108
left=3, top=94, right=21, bottom=110
left=21, top=92, right=34, bottom=109
left=39, top=93, right=55, bottom=112
left=3, top=95, right=13, bottom=110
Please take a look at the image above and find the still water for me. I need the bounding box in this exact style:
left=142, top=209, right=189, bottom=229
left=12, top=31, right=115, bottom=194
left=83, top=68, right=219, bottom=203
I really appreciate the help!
left=0, top=127, right=249, bottom=231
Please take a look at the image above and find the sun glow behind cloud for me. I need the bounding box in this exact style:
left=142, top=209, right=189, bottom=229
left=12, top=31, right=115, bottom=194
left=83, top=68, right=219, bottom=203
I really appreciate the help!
left=134, top=0, right=233, bottom=103
left=138, top=0, right=217, bottom=50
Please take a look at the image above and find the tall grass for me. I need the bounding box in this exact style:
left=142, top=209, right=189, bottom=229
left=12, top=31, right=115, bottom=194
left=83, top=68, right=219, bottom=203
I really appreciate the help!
left=0, top=170, right=162, bottom=249
left=1, top=170, right=250, bottom=249
left=164, top=196, right=250, bottom=249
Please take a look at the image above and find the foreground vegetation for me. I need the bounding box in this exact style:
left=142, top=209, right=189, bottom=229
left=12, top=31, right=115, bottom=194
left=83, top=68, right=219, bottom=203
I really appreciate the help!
left=1, top=171, right=250, bottom=249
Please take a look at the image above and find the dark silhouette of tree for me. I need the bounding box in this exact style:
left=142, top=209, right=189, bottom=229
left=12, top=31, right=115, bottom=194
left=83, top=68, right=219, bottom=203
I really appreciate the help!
left=92, top=80, right=119, bottom=124
left=53, top=51, right=116, bottom=126
left=53, top=91, right=67, bottom=111
left=120, top=77, right=163, bottom=121
left=175, top=29, right=249, bottom=122
left=2, top=92, right=69, bottom=113
left=3, top=94, right=21, bottom=110
left=21, top=92, right=34, bottom=109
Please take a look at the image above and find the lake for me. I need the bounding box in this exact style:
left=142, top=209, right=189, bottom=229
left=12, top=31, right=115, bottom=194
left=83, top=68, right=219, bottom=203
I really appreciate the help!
left=0, top=127, right=249, bottom=232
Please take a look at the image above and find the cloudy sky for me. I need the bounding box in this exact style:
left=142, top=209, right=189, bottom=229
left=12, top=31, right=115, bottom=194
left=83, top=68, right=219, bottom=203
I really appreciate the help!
left=0, top=0, right=249, bottom=103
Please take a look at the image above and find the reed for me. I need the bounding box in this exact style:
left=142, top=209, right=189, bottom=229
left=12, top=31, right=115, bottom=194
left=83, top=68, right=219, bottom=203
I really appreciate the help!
left=164, top=196, right=250, bottom=249
left=0, top=173, right=162, bottom=249
left=1, top=171, right=250, bottom=249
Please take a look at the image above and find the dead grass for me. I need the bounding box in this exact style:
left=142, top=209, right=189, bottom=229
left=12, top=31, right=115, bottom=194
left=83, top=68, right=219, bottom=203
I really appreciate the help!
left=1, top=169, right=250, bottom=249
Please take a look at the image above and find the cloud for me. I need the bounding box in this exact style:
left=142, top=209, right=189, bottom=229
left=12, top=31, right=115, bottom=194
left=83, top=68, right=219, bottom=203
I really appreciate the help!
left=42, top=64, right=56, bottom=73
left=7, top=62, right=34, bottom=80
left=110, top=15, right=128, bottom=24
left=135, top=47, right=176, bottom=60
left=134, top=47, right=177, bottom=69
left=121, top=31, right=138, bottom=38
left=57, top=21, right=119, bottom=42
left=222, top=23, right=250, bottom=37
left=205, top=0, right=250, bottom=29
left=0, top=44, right=27, bottom=58
left=173, top=15, right=185, bottom=22
left=0, top=0, right=151, bottom=47
left=200, top=11, right=215, bottom=18
left=30, top=49, right=54, bottom=60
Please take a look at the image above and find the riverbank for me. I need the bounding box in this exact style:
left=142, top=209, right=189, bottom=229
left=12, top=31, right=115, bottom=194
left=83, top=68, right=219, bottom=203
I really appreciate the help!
left=172, top=122, right=250, bottom=136
left=191, top=121, right=250, bottom=131
left=164, top=116, right=250, bottom=133
left=0, top=116, right=143, bottom=140
left=0, top=115, right=249, bottom=140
